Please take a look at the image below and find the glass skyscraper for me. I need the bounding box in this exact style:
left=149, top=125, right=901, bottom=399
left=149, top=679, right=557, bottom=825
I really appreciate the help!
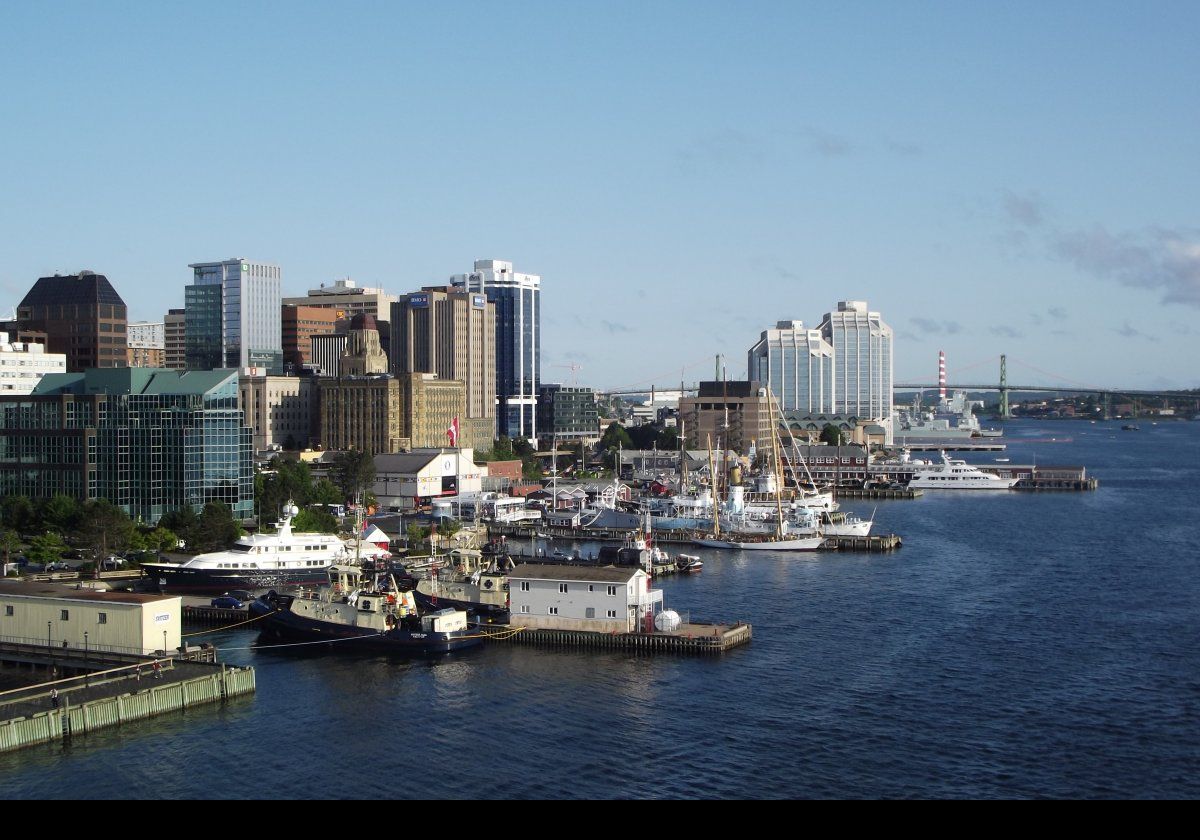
left=0, top=368, right=253, bottom=524
left=747, top=321, right=835, bottom=414
left=450, top=259, right=540, bottom=440
left=185, top=259, right=282, bottom=375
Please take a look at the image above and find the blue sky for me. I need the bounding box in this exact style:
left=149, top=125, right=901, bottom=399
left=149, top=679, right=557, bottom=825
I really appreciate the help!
left=2, top=2, right=1197, bottom=390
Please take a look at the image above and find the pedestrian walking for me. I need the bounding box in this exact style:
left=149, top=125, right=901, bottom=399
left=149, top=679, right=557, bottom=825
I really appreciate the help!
left=152, top=660, right=162, bottom=679
left=50, top=688, right=59, bottom=709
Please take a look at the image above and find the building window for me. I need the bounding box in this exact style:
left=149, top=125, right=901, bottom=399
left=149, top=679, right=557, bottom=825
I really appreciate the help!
left=4, top=606, right=12, bottom=617
left=98, top=613, right=107, bottom=625
left=607, top=585, right=617, bottom=596
left=548, top=607, right=558, bottom=615
left=520, top=581, right=530, bottom=592
left=61, top=610, right=69, bottom=621
left=520, top=605, right=529, bottom=614
left=558, top=583, right=568, bottom=594
left=607, top=610, right=617, bottom=618
left=586, top=608, right=595, bottom=618
left=588, top=584, right=594, bottom=592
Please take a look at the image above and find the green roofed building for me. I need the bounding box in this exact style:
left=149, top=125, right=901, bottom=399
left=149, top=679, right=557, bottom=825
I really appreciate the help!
left=0, top=368, right=253, bottom=524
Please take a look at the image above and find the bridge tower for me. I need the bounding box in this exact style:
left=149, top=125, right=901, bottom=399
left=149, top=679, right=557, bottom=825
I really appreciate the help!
left=999, top=354, right=1011, bottom=419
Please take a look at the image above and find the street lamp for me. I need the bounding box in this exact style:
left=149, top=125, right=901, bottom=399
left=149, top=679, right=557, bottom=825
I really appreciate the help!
left=47, top=621, right=51, bottom=658
left=84, top=631, right=89, bottom=687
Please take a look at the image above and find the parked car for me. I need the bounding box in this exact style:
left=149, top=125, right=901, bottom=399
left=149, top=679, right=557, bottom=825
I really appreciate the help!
left=223, top=590, right=255, bottom=603
left=210, top=596, right=244, bottom=609
left=45, top=562, right=73, bottom=572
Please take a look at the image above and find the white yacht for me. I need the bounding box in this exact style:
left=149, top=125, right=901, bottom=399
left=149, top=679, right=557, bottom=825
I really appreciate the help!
left=908, top=452, right=1019, bottom=490
left=144, top=502, right=372, bottom=593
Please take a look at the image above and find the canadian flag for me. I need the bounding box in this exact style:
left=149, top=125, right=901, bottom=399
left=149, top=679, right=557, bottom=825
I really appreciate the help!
left=446, top=416, right=460, bottom=447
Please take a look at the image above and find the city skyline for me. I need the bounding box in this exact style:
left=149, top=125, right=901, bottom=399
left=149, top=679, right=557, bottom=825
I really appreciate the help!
left=2, top=3, right=1198, bottom=391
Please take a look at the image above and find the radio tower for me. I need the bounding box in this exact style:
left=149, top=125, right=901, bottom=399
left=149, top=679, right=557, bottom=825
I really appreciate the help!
left=938, top=349, right=947, bottom=401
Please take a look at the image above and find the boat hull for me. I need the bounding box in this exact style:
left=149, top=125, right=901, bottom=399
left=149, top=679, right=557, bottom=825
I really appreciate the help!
left=694, top=536, right=824, bottom=551
left=412, top=588, right=510, bottom=622
left=143, top=562, right=332, bottom=594
left=248, top=599, right=483, bottom=655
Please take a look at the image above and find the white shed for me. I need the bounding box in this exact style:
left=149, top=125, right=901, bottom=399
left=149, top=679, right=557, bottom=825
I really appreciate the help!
left=507, top=564, right=663, bottom=633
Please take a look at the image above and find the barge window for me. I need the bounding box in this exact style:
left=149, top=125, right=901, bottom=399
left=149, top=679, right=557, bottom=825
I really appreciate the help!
left=98, top=613, right=107, bottom=624
left=61, top=610, right=69, bottom=621
left=520, top=582, right=530, bottom=592
left=548, top=607, right=558, bottom=615
left=559, top=583, right=568, bottom=594
left=5, top=606, right=12, bottom=617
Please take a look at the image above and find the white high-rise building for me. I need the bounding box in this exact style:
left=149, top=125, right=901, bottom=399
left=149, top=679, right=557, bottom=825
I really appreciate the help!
left=748, top=321, right=835, bottom=414
left=450, top=259, right=540, bottom=440
left=818, top=301, right=893, bottom=426
left=185, top=258, right=283, bottom=374
left=0, top=332, right=67, bottom=394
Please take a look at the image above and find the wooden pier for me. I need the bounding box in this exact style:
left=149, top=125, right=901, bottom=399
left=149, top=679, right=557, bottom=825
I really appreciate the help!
left=183, top=605, right=252, bottom=627
left=823, top=534, right=903, bottom=551
left=489, top=622, right=752, bottom=655
left=834, top=487, right=923, bottom=500
left=488, top=523, right=903, bottom=553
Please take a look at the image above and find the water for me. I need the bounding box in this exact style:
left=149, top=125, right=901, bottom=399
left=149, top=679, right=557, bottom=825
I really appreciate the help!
left=2, top=419, right=1198, bottom=798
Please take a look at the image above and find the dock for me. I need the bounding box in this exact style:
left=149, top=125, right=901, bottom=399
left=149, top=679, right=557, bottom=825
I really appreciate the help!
left=486, top=622, right=752, bottom=655
left=833, top=487, right=923, bottom=500
left=487, top=523, right=903, bottom=553
left=0, top=641, right=255, bottom=754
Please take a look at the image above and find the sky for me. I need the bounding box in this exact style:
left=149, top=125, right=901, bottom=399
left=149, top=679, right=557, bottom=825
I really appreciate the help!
left=1, top=1, right=1198, bottom=391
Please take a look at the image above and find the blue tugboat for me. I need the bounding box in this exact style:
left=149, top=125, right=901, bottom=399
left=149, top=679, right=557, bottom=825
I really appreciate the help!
left=250, top=565, right=483, bottom=655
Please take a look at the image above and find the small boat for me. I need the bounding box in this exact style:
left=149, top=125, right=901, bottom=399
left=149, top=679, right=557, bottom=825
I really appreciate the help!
left=674, top=554, right=703, bottom=573
left=250, top=565, right=483, bottom=655
left=994, top=457, right=1011, bottom=463
left=1121, top=424, right=1140, bottom=431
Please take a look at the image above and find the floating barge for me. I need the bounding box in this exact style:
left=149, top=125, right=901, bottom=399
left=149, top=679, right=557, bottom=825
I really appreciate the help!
left=487, top=622, right=752, bottom=655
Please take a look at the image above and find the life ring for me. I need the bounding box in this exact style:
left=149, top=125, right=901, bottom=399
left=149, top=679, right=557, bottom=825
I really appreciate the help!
left=484, top=579, right=494, bottom=589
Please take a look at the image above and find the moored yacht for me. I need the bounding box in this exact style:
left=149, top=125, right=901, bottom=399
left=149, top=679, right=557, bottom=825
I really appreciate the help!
left=145, top=502, right=355, bottom=593
left=907, top=452, right=1019, bottom=490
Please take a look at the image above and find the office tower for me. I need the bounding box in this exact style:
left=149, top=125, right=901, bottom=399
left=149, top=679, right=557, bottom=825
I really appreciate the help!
left=163, top=309, right=186, bottom=370
left=185, top=258, right=282, bottom=374
left=391, top=286, right=496, bottom=445
left=16, top=271, right=128, bottom=372
left=282, top=278, right=398, bottom=321
left=0, top=332, right=67, bottom=394
left=0, top=369, right=253, bottom=523
left=747, top=321, right=835, bottom=414
left=536, top=384, right=599, bottom=439
left=678, top=381, right=776, bottom=462
left=239, top=374, right=316, bottom=452
left=282, top=304, right=338, bottom=372
left=449, top=259, right=539, bottom=440
left=818, top=301, right=893, bottom=423
left=310, top=333, right=349, bottom=377
left=127, top=321, right=166, bottom=367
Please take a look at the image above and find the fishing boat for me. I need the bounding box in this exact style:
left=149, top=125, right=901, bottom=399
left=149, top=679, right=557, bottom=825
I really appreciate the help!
left=250, top=564, right=483, bottom=655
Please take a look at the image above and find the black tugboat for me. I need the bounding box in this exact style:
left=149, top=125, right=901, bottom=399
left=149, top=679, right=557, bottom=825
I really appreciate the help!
left=250, top=565, right=483, bottom=655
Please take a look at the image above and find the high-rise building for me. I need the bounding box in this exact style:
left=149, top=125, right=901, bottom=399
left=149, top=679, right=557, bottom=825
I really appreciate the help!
left=163, top=309, right=186, bottom=370
left=16, top=271, right=128, bottom=372
left=450, top=259, right=539, bottom=440
left=747, top=321, right=835, bottom=414
left=818, top=301, right=893, bottom=425
left=0, top=368, right=253, bottom=523
left=281, top=304, right=338, bottom=373
left=127, top=321, right=166, bottom=368
left=678, top=381, right=776, bottom=463
left=391, top=286, right=496, bottom=446
left=537, top=384, right=599, bottom=440
left=310, top=333, right=349, bottom=377
left=0, top=332, right=67, bottom=394
left=239, top=374, right=316, bottom=452
left=185, top=258, right=282, bottom=374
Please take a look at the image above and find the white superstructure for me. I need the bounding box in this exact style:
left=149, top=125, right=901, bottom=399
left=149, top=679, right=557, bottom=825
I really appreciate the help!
left=0, top=332, right=67, bottom=394
left=908, top=452, right=1019, bottom=490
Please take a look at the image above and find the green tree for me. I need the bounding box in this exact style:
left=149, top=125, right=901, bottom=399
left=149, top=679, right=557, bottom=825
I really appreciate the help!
left=40, top=494, right=82, bottom=533
left=600, top=423, right=634, bottom=451
left=0, top=495, right=36, bottom=533
left=79, top=499, right=136, bottom=562
left=292, top=507, right=338, bottom=534
left=406, top=522, right=430, bottom=550
left=0, top=528, right=22, bottom=572
left=193, top=502, right=240, bottom=553
left=159, top=506, right=199, bottom=549
left=332, top=449, right=376, bottom=503
left=309, top=478, right=342, bottom=506
left=26, top=532, right=68, bottom=566
left=146, top=527, right=180, bottom=553
left=820, top=424, right=846, bottom=446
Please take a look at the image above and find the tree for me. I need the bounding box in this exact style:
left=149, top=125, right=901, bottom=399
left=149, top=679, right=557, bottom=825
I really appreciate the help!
left=193, top=502, right=240, bottom=553
left=0, top=528, right=21, bottom=572
left=406, top=523, right=430, bottom=550
left=79, top=499, right=136, bottom=561
left=309, top=478, right=342, bottom=506
left=26, top=532, right=68, bottom=566
left=292, top=507, right=338, bottom=534
left=600, top=423, right=634, bottom=451
left=332, top=449, right=376, bottom=503
left=820, top=424, right=846, bottom=446
left=40, top=494, right=82, bottom=533
left=0, top=495, right=35, bottom=533
left=145, top=527, right=180, bottom=553
left=159, top=506, right=199, bottom=549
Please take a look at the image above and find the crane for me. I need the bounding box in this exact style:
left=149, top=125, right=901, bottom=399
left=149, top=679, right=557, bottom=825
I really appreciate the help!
left=550, top=362, right=582, bottom=386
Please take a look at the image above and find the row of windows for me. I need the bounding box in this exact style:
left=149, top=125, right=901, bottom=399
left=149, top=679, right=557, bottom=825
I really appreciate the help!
left=4, top=606, right=108, bottom=624
left=519, top=581, right=620, bottom=596
left=518, top=606, right=621, bottom=618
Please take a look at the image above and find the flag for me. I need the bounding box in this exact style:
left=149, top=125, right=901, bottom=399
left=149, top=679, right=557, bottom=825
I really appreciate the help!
left=446, top=416, right=460, bottom=447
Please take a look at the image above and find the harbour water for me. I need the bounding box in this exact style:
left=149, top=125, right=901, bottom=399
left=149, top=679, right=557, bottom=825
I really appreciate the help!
left=2, top=419, right=1197, bottom=798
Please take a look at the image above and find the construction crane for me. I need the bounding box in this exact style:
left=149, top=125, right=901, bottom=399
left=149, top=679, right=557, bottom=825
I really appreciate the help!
left=550, top=362, right=582, bottom=386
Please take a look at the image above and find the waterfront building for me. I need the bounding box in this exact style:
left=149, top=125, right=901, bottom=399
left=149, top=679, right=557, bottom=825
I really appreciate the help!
left=282, top=305, right=338, bottom=373
left=747, top=320, right=835, bottom=414
left=817, top=301, right=893, bottom=432
left=239, top=375, right=315, bottom=452
left=163, top=309, right=186, bottom=370
left=537, top=384, right=599, bottom=441
left=391, top=286, right=496, bottom=447
left=16, top=271, right=128, bottom=372
left=127, top=321, right=166, bottom=368
left=449, top=259, right=540, bottom=440
left=507, top=565, right=660, bottom=633
left=0, top=581, right=181, bottom=655
left=0, top=368, right=254, bottom=524
left=0, top=332, right=67, bottom=395
left=185, top=258, right=282, bottom=374
left=678, top=381, right=776, bottom=462
left=372, top=449, right=483, bottom=512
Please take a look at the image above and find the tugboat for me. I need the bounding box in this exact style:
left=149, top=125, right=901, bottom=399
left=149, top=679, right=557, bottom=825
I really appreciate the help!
left=250, top=565, right=483, bottom=655
left=411, top=549, right=511, bottom=621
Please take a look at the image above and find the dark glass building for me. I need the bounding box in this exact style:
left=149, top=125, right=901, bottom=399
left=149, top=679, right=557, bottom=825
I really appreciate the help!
left=0, top=368, right=253, bottom=524
left=537, top=384, right=599, bottom=440
left=16, top=271, right=127, bottom=372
